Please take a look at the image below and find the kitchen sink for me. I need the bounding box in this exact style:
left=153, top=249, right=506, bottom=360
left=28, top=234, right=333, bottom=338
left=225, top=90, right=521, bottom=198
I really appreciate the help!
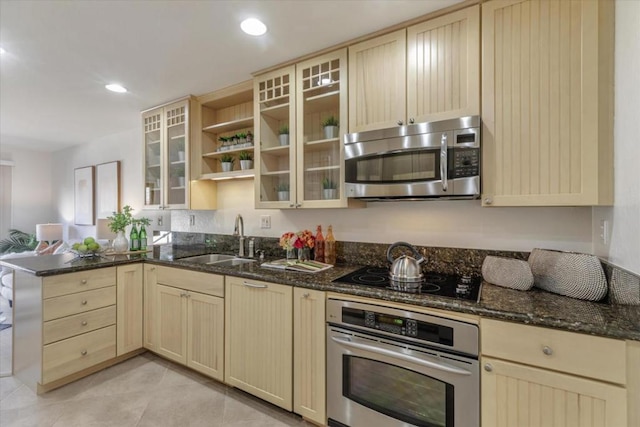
left=178, top=254, right=255, bottom=267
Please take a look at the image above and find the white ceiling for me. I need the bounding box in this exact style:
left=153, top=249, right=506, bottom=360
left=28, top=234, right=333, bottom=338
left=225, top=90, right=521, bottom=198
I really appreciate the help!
left=0, top=0, right=463, bottom=152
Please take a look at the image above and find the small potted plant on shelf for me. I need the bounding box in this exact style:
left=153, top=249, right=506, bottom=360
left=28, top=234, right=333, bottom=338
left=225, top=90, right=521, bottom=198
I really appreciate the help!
left=279, top=125, right=290, bottom=146
left=219, top=153, right=234, bottom=172
left=322, top=177, right=338, bottom=200
left=321, top=116, right=339, bottom=139
left=276, top=183, right=290, bottom=201
left=238, top=151, right=253, bottom=170
left=246, top=131, right=254, bottom=144
left=218, top=136, right=229, bottom=151
left=238, top=132, right=247, bottom=145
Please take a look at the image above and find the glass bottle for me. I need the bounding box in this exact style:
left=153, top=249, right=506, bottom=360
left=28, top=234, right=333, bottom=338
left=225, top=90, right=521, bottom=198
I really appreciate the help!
left=314, top=225, right=325, bottom=263
left=139, top=224, right=147, bottom=251
left=325, top=225, right=336, bottom=265
left=129, top=222, right=140, bottom=251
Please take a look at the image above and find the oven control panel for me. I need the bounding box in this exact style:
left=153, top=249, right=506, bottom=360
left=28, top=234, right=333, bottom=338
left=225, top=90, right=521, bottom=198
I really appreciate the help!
left=365, top=311, right=419, bottom=337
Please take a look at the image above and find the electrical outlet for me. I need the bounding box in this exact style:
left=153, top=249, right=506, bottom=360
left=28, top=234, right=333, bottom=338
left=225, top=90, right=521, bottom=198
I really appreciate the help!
left=157, top=216, right=163, bottom=226
left=599, top=220, right=609, bottom=245
left=189, top=215, right=196, bottom=226
left=260, top=215, right=271, bottom=229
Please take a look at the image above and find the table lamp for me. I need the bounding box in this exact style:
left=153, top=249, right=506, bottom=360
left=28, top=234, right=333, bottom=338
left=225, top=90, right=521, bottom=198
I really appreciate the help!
left=35, top=223, right=63, bottom=255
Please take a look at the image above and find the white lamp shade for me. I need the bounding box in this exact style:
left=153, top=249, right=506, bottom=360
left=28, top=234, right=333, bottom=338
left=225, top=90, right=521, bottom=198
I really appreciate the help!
left=96, top=218, right=116, bottom=240
left=36, top=223, right=63, bottom=242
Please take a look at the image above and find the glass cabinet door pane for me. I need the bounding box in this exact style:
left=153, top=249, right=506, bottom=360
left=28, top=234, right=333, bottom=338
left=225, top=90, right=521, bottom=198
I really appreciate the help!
left=165, top=105, right=187, bottom=206
left=144, top=111, right=162, bottom=207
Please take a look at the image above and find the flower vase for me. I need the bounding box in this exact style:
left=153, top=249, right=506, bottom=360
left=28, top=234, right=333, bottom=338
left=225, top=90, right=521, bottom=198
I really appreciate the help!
left=113, top=230, right=128, bottom=253
left=286, top=248, right=296, bottom=260
left=298, top=247, right=310, bottom=262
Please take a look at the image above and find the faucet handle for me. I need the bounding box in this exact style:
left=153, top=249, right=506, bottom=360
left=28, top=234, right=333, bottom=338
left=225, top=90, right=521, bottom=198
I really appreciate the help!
left=256, top=249, right=265, bottom=261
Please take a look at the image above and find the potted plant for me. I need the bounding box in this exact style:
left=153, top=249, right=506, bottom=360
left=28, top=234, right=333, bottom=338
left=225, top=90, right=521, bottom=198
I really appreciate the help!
left=238, top=151, right=253, bottom=170
left=219, top=153, right=234, bottom=172
left=218, top=136, right=229, bottom=150
left=279, top=125, right=290, bottom=146
left=322, top=177, right=338, bottom=200
left=173, top=163, right=186, bottom=187
left=238, top=132, right=247, bottom=144
left=276, top=182, right=290, bottom=201
left=107, top=205, right=134, bottom=252
left=321, top=116, right=339, bottom=139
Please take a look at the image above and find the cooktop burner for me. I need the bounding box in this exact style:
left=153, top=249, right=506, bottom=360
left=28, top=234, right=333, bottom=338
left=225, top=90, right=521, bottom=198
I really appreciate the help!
left=333, top=266, right=482, bottom=302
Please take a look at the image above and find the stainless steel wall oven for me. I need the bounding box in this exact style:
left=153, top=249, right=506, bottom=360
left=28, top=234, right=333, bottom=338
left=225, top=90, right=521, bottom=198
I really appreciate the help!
left=327, top=299, right=479, bottom=427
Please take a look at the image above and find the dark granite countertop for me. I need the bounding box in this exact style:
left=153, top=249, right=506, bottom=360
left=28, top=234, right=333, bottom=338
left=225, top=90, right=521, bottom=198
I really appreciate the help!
left=3, top=246, right=639, bottom=342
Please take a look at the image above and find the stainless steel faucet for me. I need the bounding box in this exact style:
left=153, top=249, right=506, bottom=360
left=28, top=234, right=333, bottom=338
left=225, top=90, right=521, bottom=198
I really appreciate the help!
left=233, top=214, right=245, bottom=257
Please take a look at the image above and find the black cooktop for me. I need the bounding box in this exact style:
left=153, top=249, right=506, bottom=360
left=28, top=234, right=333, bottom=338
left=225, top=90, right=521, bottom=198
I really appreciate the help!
left=333, top=266, right=482, bottom=302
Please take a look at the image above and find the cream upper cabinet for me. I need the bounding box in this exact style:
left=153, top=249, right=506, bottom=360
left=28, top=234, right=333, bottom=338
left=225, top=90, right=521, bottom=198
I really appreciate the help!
left=481, top=0, right=614, bottom=206
left=293, top=288, right=326, bottom=425
left=481, top=318, right=628, bottom=427
left=349, top=6, right=480, bottom=133
left=254, top=66, right=297, bottom=208
left=116, top=264, right=143, bottom=356
left=349, top=29, right=407, bottom=133
left=407, top=6, right=480, bottom=124
left=142, top=97, right=216, bottom=210
left=225, top=277, right=293, bottom=410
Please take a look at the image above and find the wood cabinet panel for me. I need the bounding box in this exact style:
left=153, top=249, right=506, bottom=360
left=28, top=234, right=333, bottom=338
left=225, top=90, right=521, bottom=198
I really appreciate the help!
left=482, top=357, right=627, bottom=427
left=43, top=267, right=116, bottom=299
left=186, top=291, right=224, bottom=381
left=155, top=265, right=224, bottom=297
left=116, top=264, right=143, bottom=356
left=481, top=0, right=613, bottom=206
left=143, top=264, right=157, bottom=350
left=155, top=284, right=188, bottom=364
left=43, top=286, right=116, bottom=321
left=43, top=306, right=116, bottom=345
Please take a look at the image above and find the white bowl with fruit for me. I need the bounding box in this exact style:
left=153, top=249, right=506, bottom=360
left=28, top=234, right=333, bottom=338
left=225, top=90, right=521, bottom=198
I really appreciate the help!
left=71, top=237, right=103, bottom=257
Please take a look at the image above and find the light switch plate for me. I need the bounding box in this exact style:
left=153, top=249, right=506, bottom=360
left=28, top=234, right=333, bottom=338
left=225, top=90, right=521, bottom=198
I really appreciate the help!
left=260, top=215, right=271, bottom=229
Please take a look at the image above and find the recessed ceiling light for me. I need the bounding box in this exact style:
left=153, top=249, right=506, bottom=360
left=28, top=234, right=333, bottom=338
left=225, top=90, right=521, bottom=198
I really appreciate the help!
left=0, top=47, right=6, bottom=55
left=241, top=18, right=267, bottom=36
left=105, top=83, right=127, bottom=93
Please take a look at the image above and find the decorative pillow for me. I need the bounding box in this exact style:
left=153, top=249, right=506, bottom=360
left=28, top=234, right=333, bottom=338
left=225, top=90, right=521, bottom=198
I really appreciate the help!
left=482, top=256, right=534, bottom=290
left=528, top=248, right=608, bottom=301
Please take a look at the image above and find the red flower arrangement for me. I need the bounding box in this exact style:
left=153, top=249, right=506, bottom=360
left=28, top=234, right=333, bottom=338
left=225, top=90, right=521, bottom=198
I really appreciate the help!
left=279, top=230, right=315, bottom=250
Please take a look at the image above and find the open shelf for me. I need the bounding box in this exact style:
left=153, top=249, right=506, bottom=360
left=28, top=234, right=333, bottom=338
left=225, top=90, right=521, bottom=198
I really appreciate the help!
left=203, top=145, right=256, bottom=158
left=201, top=169, right=255, bottom=180
left=260, top=103, right=290, bottom=120
left=202, top=117, right=254, bottom=134
left=261, top=170, right=290, bottom=177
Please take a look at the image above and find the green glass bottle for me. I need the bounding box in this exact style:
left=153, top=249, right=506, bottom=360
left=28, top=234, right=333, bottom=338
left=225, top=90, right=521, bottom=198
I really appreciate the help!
left=130, top=222, right=140, bottom=251
left=139, top=224, right=147, bottom=251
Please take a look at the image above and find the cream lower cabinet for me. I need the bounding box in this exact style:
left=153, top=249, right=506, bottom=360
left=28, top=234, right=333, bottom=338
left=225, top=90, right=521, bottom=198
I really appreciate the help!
left=481, top=0, right=614, bottom=206
left=149, top=266, right=225, bottom=381
left=116, top=264, right=143, bottom=356
left=481, top=318, right=628, bottom=427
left=293, top=288, right=326, bottom=425
left=225, top=277, right=293, bottom=410
left=143, top=264, right=158, bottom=350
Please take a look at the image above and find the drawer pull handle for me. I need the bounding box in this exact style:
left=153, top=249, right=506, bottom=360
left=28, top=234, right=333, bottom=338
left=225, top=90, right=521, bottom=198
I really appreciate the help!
left=542, top=346, right=553, bottom=356
left=303, top=293, right=310, bottom=298
left=81, top=279, right=87, bottom=284
left=242, top=281, right=267, bottom=289
left=81, top=300, right=88, bottom=305
left=81, top=321, right=88, bottom=326
left=484, top=363, right=493, bottom=372
left=81, top=350, right=88, bottom=356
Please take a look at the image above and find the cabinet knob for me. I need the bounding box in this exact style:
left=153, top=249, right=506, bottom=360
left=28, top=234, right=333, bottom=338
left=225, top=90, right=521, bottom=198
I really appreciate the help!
left=81, top=279, right=87, bottom=284
left=180, top=292, right=186, bottom=298
left=542, top=346, right=553, bottom=356
left=409, top=118, right=415, bottom=124
left=484, top=363, right=493, bottom=372
left=150, top=267, right=156, bottom=271
left=81, top=350, right=88, bottom=356
left=303, top=293, right=310, bottom=298
left=289, top=204, right=295, bottom=208
left=484, top=197, right=493, bottom=205
left=81, top=321, right=88, bottom=326
left=295, top=203, right=302, bottom=208
left=397, top=120, right=404, bottom=126
left=81, top=300, right=88, bottom=305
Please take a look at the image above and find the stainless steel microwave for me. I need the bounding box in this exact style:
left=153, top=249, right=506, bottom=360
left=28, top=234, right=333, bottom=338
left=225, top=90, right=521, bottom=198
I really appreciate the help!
left=344, top=116, right=481, bottom=200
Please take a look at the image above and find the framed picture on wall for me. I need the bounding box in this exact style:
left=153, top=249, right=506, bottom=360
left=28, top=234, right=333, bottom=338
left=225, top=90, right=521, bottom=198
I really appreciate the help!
left=74, top=166, right=94, bottom=225
left=95, top=161, right=121, bottom=219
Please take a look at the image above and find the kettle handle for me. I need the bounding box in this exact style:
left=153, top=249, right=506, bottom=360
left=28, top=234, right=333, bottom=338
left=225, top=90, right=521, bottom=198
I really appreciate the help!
left=386, top=242, right=425, bottom=264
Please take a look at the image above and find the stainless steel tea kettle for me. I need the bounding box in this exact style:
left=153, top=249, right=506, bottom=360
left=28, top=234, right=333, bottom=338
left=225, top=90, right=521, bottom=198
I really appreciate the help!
left=386, top=242, right=425, bottom=283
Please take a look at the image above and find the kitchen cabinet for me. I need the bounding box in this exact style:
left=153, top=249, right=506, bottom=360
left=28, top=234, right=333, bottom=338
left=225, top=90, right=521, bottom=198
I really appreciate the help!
left=150, top=266, right=225, bottom=381
left=142, top=97, right=216, bottom=210
left=195, top=80, right=255, bottom=180
left=143, top=264, right=157, bottom=350
left=116, top=264, right=143, bottom=356
left=481, top=0, right=614, bottom=206
left=293, top=288, right=326, bottom=425
left=348, top=6, right=480, bottom=133
left=225, top=277, right=293, bottom=410
left=481, top=318, right=628, bottom=427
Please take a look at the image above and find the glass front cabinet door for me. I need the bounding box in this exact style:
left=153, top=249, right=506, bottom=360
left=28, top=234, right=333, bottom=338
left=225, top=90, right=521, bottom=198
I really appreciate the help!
left=142, top=98, right=192, bottom=210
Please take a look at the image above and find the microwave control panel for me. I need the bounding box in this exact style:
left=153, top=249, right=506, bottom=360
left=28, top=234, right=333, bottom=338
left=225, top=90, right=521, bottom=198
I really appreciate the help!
left=452, top=148, right=479, bottom=178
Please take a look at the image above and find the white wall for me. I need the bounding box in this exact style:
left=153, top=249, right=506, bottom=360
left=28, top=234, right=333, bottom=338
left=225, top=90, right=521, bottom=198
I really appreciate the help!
left=50, top=128, right=145, bottom=241
left=0, top=144, right=55, bottom=234
left=592, top=0, right=640, bottom=275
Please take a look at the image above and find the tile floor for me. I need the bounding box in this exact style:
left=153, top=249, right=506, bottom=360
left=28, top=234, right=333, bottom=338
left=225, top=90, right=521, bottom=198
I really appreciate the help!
left=0, top=295, right=12, bottom=376
left=0, top=353, right=312, bottom=427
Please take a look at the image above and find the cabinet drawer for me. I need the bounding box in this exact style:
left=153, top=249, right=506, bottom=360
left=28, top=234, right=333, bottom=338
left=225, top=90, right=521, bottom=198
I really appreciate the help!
left=43, top=306, right=116, bottom=344
left=42, top=325, right=116, bottom=384
left=481, top=318, right=626, bottom=384
left=43, top=286, right=116, bottom=321
left=43, top=267, right=116, bottom=298
left=156, top=265, right=224, bottom=297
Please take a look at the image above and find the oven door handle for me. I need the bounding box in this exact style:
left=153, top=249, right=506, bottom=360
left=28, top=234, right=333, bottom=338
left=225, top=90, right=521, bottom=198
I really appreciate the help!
left=330, top=336, right=471, bottom=376
left=440, top=133, right=448, bottom=192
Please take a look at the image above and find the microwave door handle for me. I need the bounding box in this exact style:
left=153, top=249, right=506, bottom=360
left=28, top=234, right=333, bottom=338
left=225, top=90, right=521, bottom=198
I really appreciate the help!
left=440, top=133, right=448, bottom=192
left=330, top=336, right=470, bottom=376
